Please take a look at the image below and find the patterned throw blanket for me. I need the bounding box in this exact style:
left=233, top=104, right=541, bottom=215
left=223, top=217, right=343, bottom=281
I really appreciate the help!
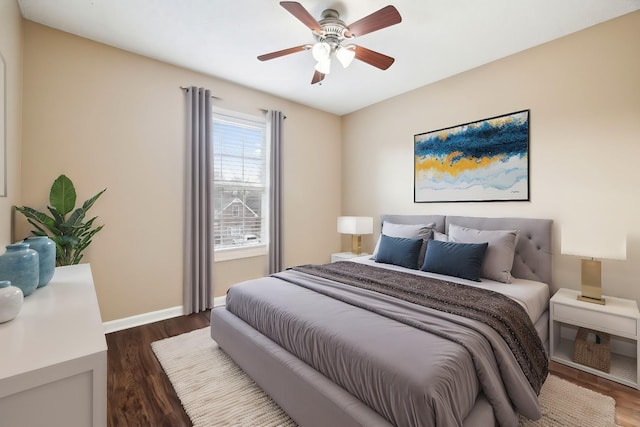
left=290, top=262, right=548, bottom=394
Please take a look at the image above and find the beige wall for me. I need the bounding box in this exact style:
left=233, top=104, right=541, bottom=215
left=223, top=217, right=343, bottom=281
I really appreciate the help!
left=342, top=11, right=640, bottom=305
left=20, top=22, right=342, bottom=321
left=0, top=0, right=23, bottom=246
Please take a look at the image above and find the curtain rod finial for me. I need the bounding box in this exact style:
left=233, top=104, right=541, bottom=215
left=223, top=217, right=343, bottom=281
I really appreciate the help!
left=180, top=85, right=221, bottom=100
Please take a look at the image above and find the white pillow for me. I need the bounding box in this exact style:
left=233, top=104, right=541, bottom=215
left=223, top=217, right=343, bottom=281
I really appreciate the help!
left=448, top=224, right=519, bottom=283
left=433, top=231, right=449, bottom=242
left=373, top=222, right=435, bottom=268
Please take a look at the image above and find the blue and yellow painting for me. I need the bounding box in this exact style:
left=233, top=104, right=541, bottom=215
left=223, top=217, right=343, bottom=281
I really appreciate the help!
left=414, top=110, right=529, bottom=202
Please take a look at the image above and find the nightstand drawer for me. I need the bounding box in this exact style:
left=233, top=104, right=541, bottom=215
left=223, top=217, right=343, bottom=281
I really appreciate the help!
left=555, top=303, right=637, bottom=336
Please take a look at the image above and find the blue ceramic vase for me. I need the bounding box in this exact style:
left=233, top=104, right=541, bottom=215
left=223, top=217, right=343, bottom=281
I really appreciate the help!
left=24, top=236, right=56, bottom=287
left=0, top=243, right=39, bottom=296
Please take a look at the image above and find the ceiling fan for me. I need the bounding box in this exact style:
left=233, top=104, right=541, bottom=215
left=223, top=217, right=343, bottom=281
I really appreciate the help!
left=258, top=2, right=402, bottom=85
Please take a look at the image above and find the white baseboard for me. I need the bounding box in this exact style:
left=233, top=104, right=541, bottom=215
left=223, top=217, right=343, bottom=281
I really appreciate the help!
left=103, top=295, right=226, bottom=334
left=213, top=295, right=226, bottom=308
left=103, top=306, right=184, bottom=334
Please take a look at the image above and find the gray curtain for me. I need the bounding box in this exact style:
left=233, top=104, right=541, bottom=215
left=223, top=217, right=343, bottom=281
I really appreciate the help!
left=184, top=87, right=213, bottom=314
left=268, top=111, right=284, bottom=274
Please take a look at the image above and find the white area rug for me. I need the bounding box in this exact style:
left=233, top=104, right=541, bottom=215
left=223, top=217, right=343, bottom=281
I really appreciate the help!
left=152, top=327, right=617, bottom=427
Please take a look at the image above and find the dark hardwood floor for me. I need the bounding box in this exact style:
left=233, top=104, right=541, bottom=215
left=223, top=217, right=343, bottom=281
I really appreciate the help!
left=107, top=311, right=210, bottom=427
left=107, top=312, right=640, bottom=427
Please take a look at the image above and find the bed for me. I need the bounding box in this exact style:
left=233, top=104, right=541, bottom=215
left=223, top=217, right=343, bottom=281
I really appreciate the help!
left=210, top=215, right=552, bottom=427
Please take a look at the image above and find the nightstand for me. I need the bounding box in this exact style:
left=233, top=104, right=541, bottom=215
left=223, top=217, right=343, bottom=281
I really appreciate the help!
left=331, top=252, right=369, bottom=263
left=550, top=288, right=639, bottom=389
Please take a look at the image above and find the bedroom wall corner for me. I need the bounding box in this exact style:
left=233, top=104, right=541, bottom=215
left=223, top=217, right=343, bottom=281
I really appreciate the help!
left=20, top=21, right=342, bottom=321
left=341, top=11, right=640, bottom=306
left=0, top=0, right=23, bottom=247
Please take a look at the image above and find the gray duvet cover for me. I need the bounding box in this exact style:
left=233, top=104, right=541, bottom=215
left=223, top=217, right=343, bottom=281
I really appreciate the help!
left=225, top=264, right=545, bottom=427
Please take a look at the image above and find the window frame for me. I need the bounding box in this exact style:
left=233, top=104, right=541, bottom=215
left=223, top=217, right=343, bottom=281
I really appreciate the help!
left=212, top=107, right=269, bottom=262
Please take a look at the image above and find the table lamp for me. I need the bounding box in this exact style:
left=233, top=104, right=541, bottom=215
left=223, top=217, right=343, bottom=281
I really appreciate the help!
left=337, top=216, right=373, bottom=255
left=561, top=227, right=626, bottom=305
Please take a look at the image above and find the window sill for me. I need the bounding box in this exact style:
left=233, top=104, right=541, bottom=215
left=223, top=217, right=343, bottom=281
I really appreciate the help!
left=214, top=245, right=267, bottom=262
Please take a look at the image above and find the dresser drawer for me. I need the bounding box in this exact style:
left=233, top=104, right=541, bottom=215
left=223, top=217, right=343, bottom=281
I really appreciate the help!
left=554, top=303, right=637, bottom=337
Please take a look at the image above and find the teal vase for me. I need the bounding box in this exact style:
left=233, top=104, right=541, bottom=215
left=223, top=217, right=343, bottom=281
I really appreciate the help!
left=0, top=243, right=39, bottom=296
left=24, top=236, right=56, bottom=287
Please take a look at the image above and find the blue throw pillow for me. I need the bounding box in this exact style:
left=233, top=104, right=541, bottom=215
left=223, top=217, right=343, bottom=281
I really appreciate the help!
left=375, top=234, right=424, bottom=269
left=421, top=240, right=489, bottom=281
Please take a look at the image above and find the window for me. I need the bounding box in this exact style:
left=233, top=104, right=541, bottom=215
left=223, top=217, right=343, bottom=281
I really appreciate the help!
left=212, top=109, right=267, bottom=256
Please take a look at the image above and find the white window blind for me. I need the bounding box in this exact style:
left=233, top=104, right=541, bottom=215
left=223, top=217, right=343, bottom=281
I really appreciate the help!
left=212, top=110, right=267, bottom=251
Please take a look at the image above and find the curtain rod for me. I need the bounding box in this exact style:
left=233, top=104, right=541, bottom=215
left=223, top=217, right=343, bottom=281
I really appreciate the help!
left=180, top=86, right=285, bottom=117
left=260, top=108, right=287, bottom=119
left=180, top=86, right=222, bottom=100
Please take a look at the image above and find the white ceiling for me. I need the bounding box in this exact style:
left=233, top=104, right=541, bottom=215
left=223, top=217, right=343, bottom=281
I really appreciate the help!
left=17, top=0, right=640, bottom=116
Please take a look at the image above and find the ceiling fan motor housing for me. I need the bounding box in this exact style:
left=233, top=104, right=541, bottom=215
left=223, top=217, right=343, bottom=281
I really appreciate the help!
left=314, top=9, right=353, bottom=51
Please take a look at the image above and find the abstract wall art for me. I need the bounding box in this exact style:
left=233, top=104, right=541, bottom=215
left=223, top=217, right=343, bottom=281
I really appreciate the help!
left=414, top=110, right=529, bottom=203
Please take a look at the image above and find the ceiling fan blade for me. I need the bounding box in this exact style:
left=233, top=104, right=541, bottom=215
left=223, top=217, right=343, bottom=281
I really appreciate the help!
left=354, top=45, right=395, bottom=70
left=311, top=70, right=325, bottom=85
left=345, top=5, right=402, bottom=38
left=280, top=1, right=323, bottom=32
left=258, top=45, right=308, bottom=61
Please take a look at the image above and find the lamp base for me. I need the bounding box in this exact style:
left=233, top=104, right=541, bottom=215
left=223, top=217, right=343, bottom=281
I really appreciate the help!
left=577, top=295, right=606, bottom=305
left=351, top=235, right=362, bottom=255
left=579, top=258, right=606, bottom=305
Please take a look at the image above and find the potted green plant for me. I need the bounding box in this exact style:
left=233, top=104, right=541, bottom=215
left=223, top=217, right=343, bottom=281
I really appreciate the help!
left=15, top=174, right=106, bottom=266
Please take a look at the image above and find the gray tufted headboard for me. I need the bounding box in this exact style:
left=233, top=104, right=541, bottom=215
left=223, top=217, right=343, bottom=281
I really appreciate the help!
left=380, top=214, right=553, bottom=285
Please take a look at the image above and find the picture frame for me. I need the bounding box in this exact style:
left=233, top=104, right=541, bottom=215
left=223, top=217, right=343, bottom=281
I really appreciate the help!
left=414, top=109, right=529, bottom=203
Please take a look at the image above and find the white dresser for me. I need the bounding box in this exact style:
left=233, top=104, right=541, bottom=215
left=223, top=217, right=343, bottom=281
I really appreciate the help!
left=0, top=264, right=107, bottom=427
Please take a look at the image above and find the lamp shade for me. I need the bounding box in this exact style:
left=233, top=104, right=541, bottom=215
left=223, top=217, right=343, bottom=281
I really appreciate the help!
left=337, top=216, right=373, bottom=235
left=311, top=42, right=331, bottom=62
left=561, top=227, right=626, bottom=260
left=336, top=45, right=356, bottom=68
left=314, top=58, right=331, bottom=74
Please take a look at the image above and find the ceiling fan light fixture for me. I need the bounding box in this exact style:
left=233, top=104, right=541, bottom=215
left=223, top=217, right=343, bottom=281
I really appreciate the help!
left=258, top=4, right=401, bottom=84
left=314, top=58, right=331, bottom=74
left=336, top=45, right=356, bottom=68
left=311, top=42, right=331, bottom=62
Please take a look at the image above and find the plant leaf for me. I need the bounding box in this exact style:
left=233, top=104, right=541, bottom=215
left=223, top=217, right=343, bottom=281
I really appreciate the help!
left=47, top=206, right=65, bottom=224
left=81, top=188, right=107, bottom=212
left=15, top=206, right=56, bottom=229
left=77, top=224, right=104, bottom=248
left=50, top=175, right=76, bottom=216
left=26, top=219, right=49, bottom=236
left=66, top=207, right=86, bottom=228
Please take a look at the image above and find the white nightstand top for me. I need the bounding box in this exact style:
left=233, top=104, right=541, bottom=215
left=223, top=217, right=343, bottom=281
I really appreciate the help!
left=552, top=288, right=640, bottom=319
left=331, top=252, right=370, bottom=262
left=332, top=251, right=369, bottom=257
